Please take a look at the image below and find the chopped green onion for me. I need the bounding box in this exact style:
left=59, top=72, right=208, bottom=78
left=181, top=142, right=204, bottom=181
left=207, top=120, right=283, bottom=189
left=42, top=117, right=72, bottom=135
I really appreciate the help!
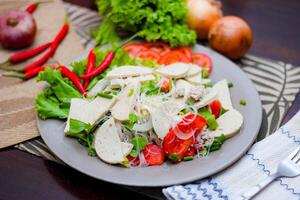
left=240, top=99, right=247, bottom=106
left=97, top=92, right=113, bottom=99
left=128, top=88, right=134, bottom=96
left=204, top=83, right=213, bottom=88
left=169, top=154, right=179, bottom=161
left=202, top=73, right=209, bottom=79
left=183, top=156, right=194, bottom=161
left=228, top=82, right=234, bottom=88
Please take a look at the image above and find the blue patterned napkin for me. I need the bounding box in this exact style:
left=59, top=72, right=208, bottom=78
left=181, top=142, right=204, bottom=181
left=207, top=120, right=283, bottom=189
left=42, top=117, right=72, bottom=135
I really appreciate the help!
left=163, top=111, right=300, bottom=200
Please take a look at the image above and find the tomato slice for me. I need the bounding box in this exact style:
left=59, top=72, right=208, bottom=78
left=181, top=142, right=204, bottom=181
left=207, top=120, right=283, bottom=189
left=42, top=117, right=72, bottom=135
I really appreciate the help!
left=163, top=129, right=194, bottom=162
left=209, top=99, right=222, bottom=118
left=142, top=144, right=165, bottom=166
left=184, top=147, right=196, bottom=157
left=123, top=43, right=149, bottom=56
left=145, top=41, right=170, bottom=55
left=161, top=78, right=171, bottom=93
left=192, top=53, right=213, bottom=75
left=176, top=46, right=193, bottom=61
left=134, top=50, right=161, bottom=61
left=158, top=50, right=191, bottom=65
left=177, top=114, right=207, bottom=137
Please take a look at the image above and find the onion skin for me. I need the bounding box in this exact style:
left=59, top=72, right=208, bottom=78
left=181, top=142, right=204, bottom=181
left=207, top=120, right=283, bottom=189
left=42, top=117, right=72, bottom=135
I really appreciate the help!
left=208, top=16, right=253, bottom=60
left=186, top=0, right=222, bottom=40
left=0, top=10, right=37, bottom=49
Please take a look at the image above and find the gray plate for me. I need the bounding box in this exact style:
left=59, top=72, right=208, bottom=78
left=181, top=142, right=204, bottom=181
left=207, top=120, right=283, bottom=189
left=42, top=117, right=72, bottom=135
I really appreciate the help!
left=38, top=44, right=262, bottom=187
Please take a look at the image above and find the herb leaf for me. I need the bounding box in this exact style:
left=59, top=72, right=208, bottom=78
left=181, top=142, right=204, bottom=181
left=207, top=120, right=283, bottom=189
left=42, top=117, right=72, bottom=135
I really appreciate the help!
left=69, top=119, right=92, bottom=134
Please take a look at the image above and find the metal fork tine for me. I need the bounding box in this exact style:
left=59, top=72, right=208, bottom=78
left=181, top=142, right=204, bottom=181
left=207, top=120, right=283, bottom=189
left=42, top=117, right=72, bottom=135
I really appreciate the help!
left=288, top=145, right=300, bottom=160
left=293, top=153, right=300, bottom=164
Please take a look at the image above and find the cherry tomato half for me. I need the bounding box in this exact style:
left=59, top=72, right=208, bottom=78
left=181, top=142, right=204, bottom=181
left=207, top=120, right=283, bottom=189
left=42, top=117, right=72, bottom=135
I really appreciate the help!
left=158, top=50, right=191, bottom=65
left=142, top=144, right=165, bottom=166
left=123, top=43, right=149, bottom=56
left=134, top=50, right=161, bottom=61
left=192, top=53, right=213, bottom=75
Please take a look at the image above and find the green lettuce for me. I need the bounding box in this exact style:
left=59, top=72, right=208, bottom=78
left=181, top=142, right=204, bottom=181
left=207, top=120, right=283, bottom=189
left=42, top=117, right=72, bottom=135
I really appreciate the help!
left=35, top=88, right=69, bottom=120
left=93, top=0, right=197, bottom=47
left=35, top=67, right=82, bottom=120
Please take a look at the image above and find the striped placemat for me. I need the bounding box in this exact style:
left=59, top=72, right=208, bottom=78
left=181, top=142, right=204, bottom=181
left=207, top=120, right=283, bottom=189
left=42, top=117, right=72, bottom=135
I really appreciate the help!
left=15, top=1, right=300, bottom=191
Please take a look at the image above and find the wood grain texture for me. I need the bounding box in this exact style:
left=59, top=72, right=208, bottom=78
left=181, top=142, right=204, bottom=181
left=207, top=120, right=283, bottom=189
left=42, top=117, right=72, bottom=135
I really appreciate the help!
left=0, top=0, right=85, bottom=148
left=0, top=0, right=300, bottom=199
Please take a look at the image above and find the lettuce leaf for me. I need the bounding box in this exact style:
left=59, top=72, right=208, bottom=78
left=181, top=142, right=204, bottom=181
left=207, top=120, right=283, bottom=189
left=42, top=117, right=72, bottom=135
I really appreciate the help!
left=37, top=67, right=82, bottom=106
left=93, top=0, right=197, bottom=47
left=35, top=88, right=69, bottom=120
left=35, top=67, right=82, bottom=120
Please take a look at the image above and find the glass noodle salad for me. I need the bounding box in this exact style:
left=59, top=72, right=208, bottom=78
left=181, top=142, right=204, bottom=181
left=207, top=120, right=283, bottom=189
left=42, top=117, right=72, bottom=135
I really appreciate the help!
left=35, top=42, right=244, bottom=167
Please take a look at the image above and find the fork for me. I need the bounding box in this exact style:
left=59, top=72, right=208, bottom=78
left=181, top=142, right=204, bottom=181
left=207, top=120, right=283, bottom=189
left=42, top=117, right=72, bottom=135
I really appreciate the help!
left=241, top=145, right=300, bottom=199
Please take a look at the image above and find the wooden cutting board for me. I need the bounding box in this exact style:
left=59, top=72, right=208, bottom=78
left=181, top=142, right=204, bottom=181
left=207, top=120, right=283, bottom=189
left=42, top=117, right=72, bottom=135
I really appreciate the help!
left=0, top=0, right=85, bottom=148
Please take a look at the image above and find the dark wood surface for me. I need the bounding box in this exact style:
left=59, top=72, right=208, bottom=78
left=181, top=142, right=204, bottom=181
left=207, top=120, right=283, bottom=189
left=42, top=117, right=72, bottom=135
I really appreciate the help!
left=1, top=0, right=300, bottom=200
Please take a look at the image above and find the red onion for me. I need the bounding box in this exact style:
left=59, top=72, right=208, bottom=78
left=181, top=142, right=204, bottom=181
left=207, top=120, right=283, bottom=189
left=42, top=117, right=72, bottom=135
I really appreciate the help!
left=0, top=10, right=37, bottom=49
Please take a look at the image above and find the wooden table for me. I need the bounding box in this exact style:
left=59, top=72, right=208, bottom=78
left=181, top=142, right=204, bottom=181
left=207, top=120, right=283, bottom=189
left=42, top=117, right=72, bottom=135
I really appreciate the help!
left=1, top=0, right=300, bottom=199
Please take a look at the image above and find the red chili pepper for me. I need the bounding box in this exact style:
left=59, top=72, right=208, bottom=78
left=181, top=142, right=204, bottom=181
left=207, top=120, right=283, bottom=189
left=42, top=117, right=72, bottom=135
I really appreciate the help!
left=58, top=66, right=86, bottom=95
left=80, top=51, right=115, bottom=79
left=83, top=49, right=96, bottom=89
left=0, top=42, right=52, bottom=70
left=2, top=65, right=46, bottom=80
left=22, top=21, right=69, bottom=72
left=25, top=1, right=52, bottom=14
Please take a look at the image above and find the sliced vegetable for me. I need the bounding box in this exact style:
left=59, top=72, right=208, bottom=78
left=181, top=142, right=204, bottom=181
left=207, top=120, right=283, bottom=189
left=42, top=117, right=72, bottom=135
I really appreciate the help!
left=192, top=53, right=213, bottom=75
left=209, top=99, right=222, bottom=118
left=123, top=43, right=149, bottom=56
left=142, top=144, right=165, bottom=166
left=163, top=129, right=193, bottom=162
left=158, top=50, right=190, bottom=65
left=134, top=50, right=160, bottom=61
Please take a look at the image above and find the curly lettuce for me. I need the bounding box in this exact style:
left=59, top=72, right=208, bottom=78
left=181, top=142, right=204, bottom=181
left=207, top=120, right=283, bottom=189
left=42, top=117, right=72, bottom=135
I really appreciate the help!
left=93, top=0, right=197, bottom=47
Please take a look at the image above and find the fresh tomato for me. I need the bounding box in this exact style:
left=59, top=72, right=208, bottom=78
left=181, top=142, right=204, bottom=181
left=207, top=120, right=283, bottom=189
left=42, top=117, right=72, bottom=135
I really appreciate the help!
left=163, top=129, right=194, bottom=162
left=134, top=50, right=160, bottom=61
left=210, top=99, right=222, bottom=118
left=142, top=144, right=165, bottom=166
left=127, top=155, right=140, bottom=166
left=192, top=53, right=213, bottom=75
left=176, top=46, right=193, bottom=61
left=184, top=147, right=196, bottom=157
left=123, top=43, right=149, bottom=56
left=145, top=41, right=170, bottom=55
left=158, top=50, right=191, bottom=65
left=161, top=78, right=171, bottom=92
left=177, top=114, right=207, bottom=137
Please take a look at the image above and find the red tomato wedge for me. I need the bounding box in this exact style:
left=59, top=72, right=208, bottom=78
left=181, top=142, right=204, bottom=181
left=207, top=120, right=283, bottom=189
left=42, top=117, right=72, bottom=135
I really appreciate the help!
left=161, top=78, right=171, bottom=92
left=158, top=50, right=191, bottom=65
left=184, top=147, right=196, bottom=157
left=210, top=99, right=222, bottom=118
left=123, top=43, right=149, bottom=56
left=145, top=41, right=170, bottom=55
left=142, top=144, right=165, bottom=166
left=177, top=114, right=207, bottom=137
left=176, top=46, right=193, bottom=61
left=134, top=50, right=160, bottom=61
left=192, top=53, right=213, bottom=75
left=163, top=129, right=194, bottom=162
